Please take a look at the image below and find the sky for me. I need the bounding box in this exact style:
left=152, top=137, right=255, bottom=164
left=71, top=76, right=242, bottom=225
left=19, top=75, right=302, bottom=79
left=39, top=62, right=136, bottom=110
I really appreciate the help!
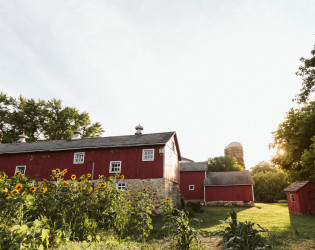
left=0, top=1, right=314, bottom=169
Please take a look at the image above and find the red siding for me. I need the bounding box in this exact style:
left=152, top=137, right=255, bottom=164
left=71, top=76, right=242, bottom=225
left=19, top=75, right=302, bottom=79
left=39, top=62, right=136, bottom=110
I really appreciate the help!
left=0, top=145, right=171, bottom=181
left=180, top=171, right=205, bottom=200
left=205, top=185, right=253, bottom=202
left=286, top=182, right=315, bottom=215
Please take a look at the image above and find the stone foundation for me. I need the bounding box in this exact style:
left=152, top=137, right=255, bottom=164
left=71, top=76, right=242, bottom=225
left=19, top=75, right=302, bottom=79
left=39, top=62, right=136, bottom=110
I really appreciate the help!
left=205, top=201, right=255, bottom=207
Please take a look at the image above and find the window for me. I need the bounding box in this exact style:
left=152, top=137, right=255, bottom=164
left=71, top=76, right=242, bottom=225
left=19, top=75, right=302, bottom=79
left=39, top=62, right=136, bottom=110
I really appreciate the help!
left=73, top=152, right=85, bottom=164
left=290, top=192, right=295, bottom=202
left=109, top=161, right=121, bottom=173
left=15, top=165, right=26, bottom=175
left=116, top=182, right=126, bottom=191
left=189, top=185, right=195, bottom=191
left=142, top=149, right=154, bottom=161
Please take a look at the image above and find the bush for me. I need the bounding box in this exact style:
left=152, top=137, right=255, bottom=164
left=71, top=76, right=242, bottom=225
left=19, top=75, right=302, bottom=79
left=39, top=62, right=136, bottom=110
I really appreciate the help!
left=217, top=209, right=271, bottom=250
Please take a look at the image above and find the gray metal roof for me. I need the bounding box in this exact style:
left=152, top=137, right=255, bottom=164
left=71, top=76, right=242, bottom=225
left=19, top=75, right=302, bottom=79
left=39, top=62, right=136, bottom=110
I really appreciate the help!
left=179, top=161, right=207, bottom=172
left=284, top=181, right=310, bottom=192
left=204, top=170, right=254, bottom=186
left=0, top=132, right=176, bottom=155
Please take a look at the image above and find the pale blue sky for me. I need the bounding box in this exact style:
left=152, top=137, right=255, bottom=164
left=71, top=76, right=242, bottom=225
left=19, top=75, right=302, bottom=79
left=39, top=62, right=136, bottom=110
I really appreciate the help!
left=0, top=1, right=314, bottom=168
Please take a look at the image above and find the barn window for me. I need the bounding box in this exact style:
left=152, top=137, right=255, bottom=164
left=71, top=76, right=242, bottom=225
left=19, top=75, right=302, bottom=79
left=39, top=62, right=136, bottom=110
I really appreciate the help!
left=116, top=182, right=126, bottom=191
left=189, top=185, right=195, bottom=190
left=15, top=165, right=26, bottom=175
left=109, top=161, right=121, bottom=173
left=73, top=152, right=85, bottom=164
left=142, top=149, right=154, bottom=161
left=290, top=192, right=295, bottom=202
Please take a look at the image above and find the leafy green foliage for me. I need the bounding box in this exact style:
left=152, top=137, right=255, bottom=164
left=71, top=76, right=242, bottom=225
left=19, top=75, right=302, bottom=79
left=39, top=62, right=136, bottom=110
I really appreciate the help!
left=162, top=198, right=199, bottom=249
left=0, top=92, right=104, bottom=143
left=271, top=101, right=315, bottom=182
left=208, top=155, right=244, bottom=172
left=294, top=44, right=315, bottom=103
left=217, top=209, right=271, bottom=250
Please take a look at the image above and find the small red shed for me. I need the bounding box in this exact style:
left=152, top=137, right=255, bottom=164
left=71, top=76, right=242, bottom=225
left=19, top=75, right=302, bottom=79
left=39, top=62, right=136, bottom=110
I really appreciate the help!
left=204, top=171, right=254, bottom=203
left=284, top=181, right=315, bottom=215
left=179, top=161, right=207, bottom=201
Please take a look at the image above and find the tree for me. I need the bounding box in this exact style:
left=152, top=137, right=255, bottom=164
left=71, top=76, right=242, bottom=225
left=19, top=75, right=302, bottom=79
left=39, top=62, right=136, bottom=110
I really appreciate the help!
left=0, top=92, right=104, bottom=143
left=271, top=101, right=315, bottom=182
left=208, top=155, right=244, bottom=172
left=295, top=44, right=315, bottom=103
left=250, top=161, right=278, bottom=175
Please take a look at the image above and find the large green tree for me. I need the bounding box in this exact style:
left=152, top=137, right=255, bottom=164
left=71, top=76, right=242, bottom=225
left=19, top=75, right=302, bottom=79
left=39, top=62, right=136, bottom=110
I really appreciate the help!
left=295, top=44, right=315, bottom=103
left=0, top=92, right=104, bottom=143
left=208, top=155, right=244, bottom=172
left=250, top=161, right=288, bottom=203
left=271, top=101, right=315, bottom=182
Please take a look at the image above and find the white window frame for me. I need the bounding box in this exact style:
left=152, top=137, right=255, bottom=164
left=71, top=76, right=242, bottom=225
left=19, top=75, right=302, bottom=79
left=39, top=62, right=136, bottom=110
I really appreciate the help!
left=189, top=185, right=195, bottom=191
left=142, top=149, right=154, bottom=161
left=116, top=182, right=126, bottom=191
left=73, top=152, right=85, bottom=164
left=290, top=192, right=295, bottom=202
left=109, top=161, right=121, bottom=173
left=15, top=165, right=26, bottom=175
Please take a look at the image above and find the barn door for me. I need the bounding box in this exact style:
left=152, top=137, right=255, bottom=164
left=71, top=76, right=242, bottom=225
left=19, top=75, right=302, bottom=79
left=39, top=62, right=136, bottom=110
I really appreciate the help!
left=308, top=191, right=315, bottom=215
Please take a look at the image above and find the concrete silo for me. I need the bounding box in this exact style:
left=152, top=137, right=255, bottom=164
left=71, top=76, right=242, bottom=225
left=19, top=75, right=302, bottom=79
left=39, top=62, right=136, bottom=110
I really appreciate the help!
left=224, top=142, right=245, bottom=168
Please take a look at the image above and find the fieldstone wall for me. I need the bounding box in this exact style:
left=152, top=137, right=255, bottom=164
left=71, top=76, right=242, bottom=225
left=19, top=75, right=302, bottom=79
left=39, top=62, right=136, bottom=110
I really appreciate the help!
left=205, top=201, right=255, bottom=207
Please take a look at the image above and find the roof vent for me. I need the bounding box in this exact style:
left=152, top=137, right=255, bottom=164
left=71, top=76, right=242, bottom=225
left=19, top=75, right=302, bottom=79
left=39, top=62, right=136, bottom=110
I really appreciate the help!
left=135, top=124, right=143, bottom=135
left=17, top=133, right=28, bottom=143
left=72, top=129, right=82, bottom=140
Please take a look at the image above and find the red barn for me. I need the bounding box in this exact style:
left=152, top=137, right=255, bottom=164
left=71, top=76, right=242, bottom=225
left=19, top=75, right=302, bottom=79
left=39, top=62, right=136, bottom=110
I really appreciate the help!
left=284, top=181, right=315, bottom=215
left=0, top=128, right=181, bottom=208
left=204, top=171, right=254, bottom=205
left=179, top=161, right=207, bottom=201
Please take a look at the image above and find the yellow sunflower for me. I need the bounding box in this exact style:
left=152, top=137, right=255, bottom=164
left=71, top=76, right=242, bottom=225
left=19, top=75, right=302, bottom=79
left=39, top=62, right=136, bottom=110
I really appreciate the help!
left=77, top=186, right=82, bottom=191
left=16, top=184, right=22, bottom=191
left=63, top=169, right=67, bottom=174
left=41, top=187, right=47, bottom=194
left=55, top=168, right=60, bottom=174
left=11, top=189, right=19, bottom=194
left=15, top=171, right=21, bottom=175
left=87, top=173, right=91, bottom=178
left=120, top=175, right=124, bottom=180
left=64, top=181, right=68, bottom=186
left=99, top=183, right=106, bottom=188
left=30, top=187, right=37, bottom=193
left=71, top=174, right=76, bottom=180
left=81, top=174, right=85, bottom=178
left=166, top=197, right=170, bottom=202
left=52, top=170, right=56, bottom=174
left=90, top=194, right=95, bottom=198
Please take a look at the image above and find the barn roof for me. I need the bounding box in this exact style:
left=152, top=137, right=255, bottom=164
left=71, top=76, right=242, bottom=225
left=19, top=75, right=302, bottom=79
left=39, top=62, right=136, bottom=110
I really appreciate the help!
left=179, top=161, right=208, bottom=172
left=0, top=132, right=179, bottom=155
left=204, top=170, right=254, bottom=186
left=284, top=181, right=311, bottom=192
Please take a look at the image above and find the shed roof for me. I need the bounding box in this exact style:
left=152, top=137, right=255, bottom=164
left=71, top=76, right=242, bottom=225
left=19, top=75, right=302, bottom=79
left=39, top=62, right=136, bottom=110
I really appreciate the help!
left=0, top=132, right=178, bottom=155
left=204, top=170, right=254, bottom=186
left=179, top=161, right=207, bottom=172
left=284, top=181, right=311, bottom=192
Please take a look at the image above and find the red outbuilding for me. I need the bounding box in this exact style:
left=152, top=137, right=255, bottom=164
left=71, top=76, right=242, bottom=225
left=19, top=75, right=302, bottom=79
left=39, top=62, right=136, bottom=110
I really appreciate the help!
left=0, top=127, right=181, bottom=207
left=284, top=181, right=315, bottom=215
left=204, top=171, right=254, bottom=203
left=179, top=161, right=207, bottom=201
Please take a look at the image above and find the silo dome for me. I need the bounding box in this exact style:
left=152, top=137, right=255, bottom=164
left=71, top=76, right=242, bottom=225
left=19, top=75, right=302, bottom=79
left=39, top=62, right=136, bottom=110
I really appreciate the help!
left=225, top=142, right=243, bottom=149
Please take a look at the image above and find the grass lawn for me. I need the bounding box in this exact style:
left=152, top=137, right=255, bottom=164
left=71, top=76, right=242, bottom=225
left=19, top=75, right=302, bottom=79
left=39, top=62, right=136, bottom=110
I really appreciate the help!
left=60, top=203, right=315, bottom=249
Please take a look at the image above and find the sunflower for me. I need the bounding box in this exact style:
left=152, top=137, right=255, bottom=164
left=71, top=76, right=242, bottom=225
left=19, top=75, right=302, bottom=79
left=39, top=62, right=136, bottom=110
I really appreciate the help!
left=166, top=197, right=170, bottom=202
left=52, top=170, right=56, bottom=174
left=11, top=189, right=19, bottom=194
left=63, top=169, right=67, bottom=174
left=81, top=174, right=85, bottom=178
left=77, top=186, right=82, bottom=191
left=55, top=168, right=60, bottom=174
left=0, top=188, right=8, bottom=193
left=87, top=173, right=91, bottom=178
left=64, top=181, right=68, bottom=186
left=41, top=187, right=47, bottom=194
left=90, top=194, right=95, bottom=198
left=99, top=183, right=106, bottom=188
left=15, top=171, right=21, bottom=175
left=71, top=174, right=76, bottom=180
left=16, top=184, right=22, bottom=191
left=30, top=187, right=37, bottom=193
left=120, top=175, right=124, bottom=180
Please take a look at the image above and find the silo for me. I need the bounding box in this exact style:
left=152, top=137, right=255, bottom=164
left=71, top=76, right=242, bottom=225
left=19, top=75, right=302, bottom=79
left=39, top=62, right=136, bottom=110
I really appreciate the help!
left=224, top=142, right=245, bottom=168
